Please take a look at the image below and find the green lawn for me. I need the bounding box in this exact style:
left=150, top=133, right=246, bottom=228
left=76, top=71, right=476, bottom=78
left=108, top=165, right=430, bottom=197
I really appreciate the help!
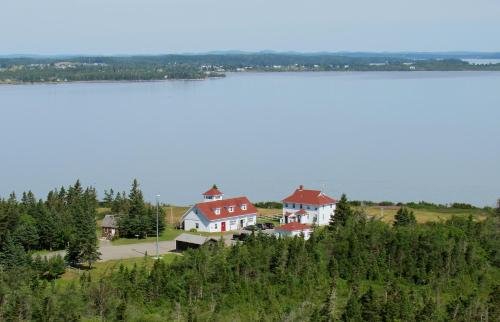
left=111, top=226, right=182, bottom=245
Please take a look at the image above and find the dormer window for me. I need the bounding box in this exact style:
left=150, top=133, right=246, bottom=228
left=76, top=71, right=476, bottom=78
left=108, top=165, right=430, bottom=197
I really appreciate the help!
left=228, top=206, right=234, bottom=213
left=241, top=204, right=247, bottom=210
left=214, top=208, right=221, bottom=215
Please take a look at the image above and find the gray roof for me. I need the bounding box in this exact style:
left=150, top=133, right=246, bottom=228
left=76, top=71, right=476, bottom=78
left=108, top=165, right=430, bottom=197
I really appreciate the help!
left=101, top=215, right=118, bottom=228
left=175, top=233, right=217, bottom=245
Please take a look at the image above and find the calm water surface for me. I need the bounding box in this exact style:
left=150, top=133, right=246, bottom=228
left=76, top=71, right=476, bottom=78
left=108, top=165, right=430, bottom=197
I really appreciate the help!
left=1, top=72, right=500, bottom=205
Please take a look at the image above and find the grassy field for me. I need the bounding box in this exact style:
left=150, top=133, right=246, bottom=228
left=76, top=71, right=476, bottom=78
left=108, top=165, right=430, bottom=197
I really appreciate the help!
left=361, top=206, right=488, bottom=223
left=58, top=254, right=178, bottom=284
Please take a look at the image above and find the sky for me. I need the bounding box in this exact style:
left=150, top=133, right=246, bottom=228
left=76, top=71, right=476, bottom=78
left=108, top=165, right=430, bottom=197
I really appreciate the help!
left=1, top=0, right=500, bottom=55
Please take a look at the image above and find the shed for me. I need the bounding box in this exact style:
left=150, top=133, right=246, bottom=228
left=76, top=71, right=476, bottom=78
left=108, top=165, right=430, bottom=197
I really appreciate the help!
left=101, top=215, right=118, bottom=240
left=175, top=233, right=218, bottom=251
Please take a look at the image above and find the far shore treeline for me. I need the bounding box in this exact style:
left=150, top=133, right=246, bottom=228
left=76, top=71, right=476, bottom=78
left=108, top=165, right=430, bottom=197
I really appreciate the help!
left=1, top=52, right=500, bottom=84
left=0, top=180, right=499, bottom=320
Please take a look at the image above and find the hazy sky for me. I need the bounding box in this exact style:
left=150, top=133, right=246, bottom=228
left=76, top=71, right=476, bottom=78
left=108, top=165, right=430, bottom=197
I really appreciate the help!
left=1, top=0, right=499, bottom=55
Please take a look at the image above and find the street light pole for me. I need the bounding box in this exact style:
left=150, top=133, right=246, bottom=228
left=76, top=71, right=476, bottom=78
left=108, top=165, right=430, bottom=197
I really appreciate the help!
left=156, top=194, right=160, bottom=259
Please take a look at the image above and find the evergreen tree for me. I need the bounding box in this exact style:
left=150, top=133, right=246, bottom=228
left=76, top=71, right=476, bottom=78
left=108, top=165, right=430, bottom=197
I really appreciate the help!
left=318, top=276, right=337, bottom=321
left=394, top=206, right=416, bottom=227
left=65, top=181, right=100, bottom=268
left=330, top=194, right=352, bottom=228
left=495, top=198, right=500, bottom=218
left=118, top=179, right=164, bottom=239
left=12, top=214, right=39, bottom=251
left=342, top=291, right=362, bottom=322
left=103, top=189, right=115, bottom=208
left=360, top=286, right=382, bottom=322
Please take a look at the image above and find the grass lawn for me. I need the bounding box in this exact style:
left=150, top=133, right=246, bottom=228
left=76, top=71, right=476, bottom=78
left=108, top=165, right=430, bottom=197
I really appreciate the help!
left=111, top=226, right=182, bottom=245
left=58, top=254, right=178, bottom=284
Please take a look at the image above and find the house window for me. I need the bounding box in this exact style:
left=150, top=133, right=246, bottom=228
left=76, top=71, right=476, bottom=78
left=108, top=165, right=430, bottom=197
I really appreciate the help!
left=292, top=203, right=295, bottom=208
left=215, top=223, right=218, bottom=229
left=306, top=205, right=310, bottom=209
left=241, top=204, right=247, bottom=210
left=214, top=208, right=221, bottom=215
left=228, top=206, right=234, bottom=212
left=248, top=216, right=254, bottom=223
left=195, top=223, right=199, bottom=229
left=285, top=203, right=288, bottom=208
left=300, top=204, right=303, bottom=209
left=315, top=207, right=318, bottom=210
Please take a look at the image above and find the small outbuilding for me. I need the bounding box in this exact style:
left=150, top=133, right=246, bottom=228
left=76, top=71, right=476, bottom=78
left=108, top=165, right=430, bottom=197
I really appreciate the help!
left=175, top=233, right=218, bottom=251
left=275, top=222, right=312, bottom=240
left=101, top=215, right=118, bottom=240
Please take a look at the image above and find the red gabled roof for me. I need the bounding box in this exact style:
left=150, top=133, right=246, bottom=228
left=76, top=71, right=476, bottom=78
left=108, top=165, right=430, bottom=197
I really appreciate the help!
left=282, top=185, right=336, bottom=205
left=203, top=186, right=223, bottom=196
left=195, top=196, right=257, bottom=221
left=295, top=209, right=308, bottom=215
left=276, top=222, right=311, bottom=231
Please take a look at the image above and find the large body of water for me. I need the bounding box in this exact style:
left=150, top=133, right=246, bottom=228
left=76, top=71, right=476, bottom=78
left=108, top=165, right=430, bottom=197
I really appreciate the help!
left=1, top=72, right=499, bottom=206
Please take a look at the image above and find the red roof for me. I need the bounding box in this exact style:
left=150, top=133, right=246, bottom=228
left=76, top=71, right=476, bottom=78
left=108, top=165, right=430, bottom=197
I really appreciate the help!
left=203, top=187, right=223, bottom=196
left=195, top=196, right=257, bottom=221
left=276, top=222, right=311, bottom=231
left=282, top=185, right=336, bottom=205
left=295, top=209, right=308, bottom=215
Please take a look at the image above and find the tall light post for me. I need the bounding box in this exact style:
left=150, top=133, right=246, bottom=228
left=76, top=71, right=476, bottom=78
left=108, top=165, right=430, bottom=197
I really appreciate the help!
left=155, top=194, right=160, bottom=260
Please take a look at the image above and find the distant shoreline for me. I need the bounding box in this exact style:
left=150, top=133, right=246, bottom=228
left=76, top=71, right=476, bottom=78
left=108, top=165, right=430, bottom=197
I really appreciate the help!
left=2, top=70, right=500, bottom=85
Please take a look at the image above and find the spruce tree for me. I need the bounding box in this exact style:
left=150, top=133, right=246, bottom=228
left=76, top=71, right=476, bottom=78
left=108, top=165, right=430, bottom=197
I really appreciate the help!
left=394, top=207, right=417, bottom=227
left=65, top=181, right=100, bottom=268
left=342, top=291, right=362, bottom=322
left=330, top=194, right=352, bottom=228
left=360, top=286, right=382, bottom=322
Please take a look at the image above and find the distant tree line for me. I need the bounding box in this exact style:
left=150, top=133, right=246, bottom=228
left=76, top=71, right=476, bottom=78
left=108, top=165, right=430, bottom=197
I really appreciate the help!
left=1, top=54, right=500, bottom=84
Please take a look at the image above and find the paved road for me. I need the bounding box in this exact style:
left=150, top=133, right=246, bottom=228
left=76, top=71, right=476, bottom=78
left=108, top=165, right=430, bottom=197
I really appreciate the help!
left=98, top=239, right=176, bottom=261
left=40, top=239, right=177, bottom=262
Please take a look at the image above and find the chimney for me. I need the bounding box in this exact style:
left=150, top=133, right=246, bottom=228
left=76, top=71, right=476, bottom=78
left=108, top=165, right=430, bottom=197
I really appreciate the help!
left=299, top=185, right=303, bottom=190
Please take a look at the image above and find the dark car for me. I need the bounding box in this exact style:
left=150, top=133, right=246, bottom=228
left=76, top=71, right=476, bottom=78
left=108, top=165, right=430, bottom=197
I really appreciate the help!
left=263, top=222, right=275, bottom=230
left=256, top=223, right=265, bottom=230
left=244, top=225, right=259, bottom=231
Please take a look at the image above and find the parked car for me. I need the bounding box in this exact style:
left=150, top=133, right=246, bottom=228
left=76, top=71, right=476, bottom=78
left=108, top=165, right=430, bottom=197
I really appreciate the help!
left=256, top=223, right=265, bottom=230
left=244, top=225, right=259, bottom=231
left=263, top=222, right=275, bottom=229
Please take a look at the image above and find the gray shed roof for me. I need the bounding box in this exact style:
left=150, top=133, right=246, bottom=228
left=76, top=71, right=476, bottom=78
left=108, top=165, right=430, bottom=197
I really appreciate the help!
left=175, top=233, right=217, bottom=245
left=101, top=215, right=118, bottom=228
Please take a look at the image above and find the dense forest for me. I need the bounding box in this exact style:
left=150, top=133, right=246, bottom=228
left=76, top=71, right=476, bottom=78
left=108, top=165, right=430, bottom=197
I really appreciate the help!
left=0, top=183, right=499, bottom=321
left=1, top=53, right=499, bottom=84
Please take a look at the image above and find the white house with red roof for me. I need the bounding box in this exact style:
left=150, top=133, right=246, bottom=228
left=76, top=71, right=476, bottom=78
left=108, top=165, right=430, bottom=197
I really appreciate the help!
left=275, top=222, right=313, bottom=240
left=280, top=185, right=336, bottom=226
left=180, top=186, right=257, bottom=232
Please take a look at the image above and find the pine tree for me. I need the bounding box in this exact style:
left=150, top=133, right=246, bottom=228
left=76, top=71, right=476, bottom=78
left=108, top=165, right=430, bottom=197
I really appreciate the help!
left=330, top=194, right=352, bottom=228
left=394, top=207, right=416, bottom=227
left=495, top=198, right=500, bottom=218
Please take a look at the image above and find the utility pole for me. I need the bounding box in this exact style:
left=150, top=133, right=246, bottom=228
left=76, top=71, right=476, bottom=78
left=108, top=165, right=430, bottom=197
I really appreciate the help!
left=155, top=194, right=160, bottom=260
